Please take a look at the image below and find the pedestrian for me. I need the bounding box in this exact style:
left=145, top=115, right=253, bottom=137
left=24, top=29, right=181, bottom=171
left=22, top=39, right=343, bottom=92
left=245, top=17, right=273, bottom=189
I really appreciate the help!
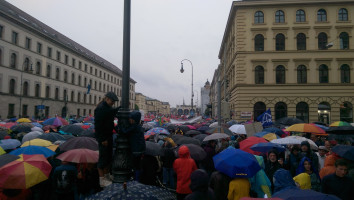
left=295, top=157, right=321, bottom=192
left=321, top=159, right=354, bottom=200
left=173, top=145, right=197, bottom=200
left=51, top=161, right=78, bottom=200
left=299, top=141, right=319, bottom=171
left=227, top=178, right=250, bottom=200
left=161, top=139, right=176, bottom=189
left=209, top=171, right=231, bottom=200
left=139, top=154, right=159, bottom=186
left=265, top=149, right=282, bottom=193
left=185, top=169, right=215, bottom=200
left=319, top=153, right=340, bottom=179
left=77, top=163, right=100, bottom=200
left=316, top=146, right=328, bottom=170
left=249, top=155, right=272, bottom=198
left=94, top=91, right=119, bottom=187
left=202, top=140, right=216, bottom=176
left=285, top=145, right=301, bottom=177
left=272, top=169, right=297, bottom=195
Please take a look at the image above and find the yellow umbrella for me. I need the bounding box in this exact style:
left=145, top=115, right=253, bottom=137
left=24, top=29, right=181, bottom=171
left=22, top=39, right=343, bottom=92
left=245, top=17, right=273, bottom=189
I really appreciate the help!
left=0, top=146, right=5, bottom=155
left=263, top=133, right=278, bottom=141
left=46, top=144, right=59, bottom=152
left=21, top=139, right=52, bottom=147
left=16, top=118, right=31, bottom=123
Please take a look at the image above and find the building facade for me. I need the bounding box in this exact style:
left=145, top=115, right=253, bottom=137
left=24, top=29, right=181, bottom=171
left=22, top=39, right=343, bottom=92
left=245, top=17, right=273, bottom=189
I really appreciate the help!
left=135, top=93, right=171, bottom=116
left=201, top=79, right=211, bottom=115
left=0, top=1, right=136, bottom=119
left=215, top=0, right=354, bottom=124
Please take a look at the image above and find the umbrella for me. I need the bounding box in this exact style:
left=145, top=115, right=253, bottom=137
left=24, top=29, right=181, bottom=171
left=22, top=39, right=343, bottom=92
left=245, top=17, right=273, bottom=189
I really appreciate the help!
left=31, top=122, right=43, bottom=128
left=175, top=136, right=201, bottom=146
left=83, top=116, right=94, bottom=122
left=275, top=117, right=304, bottom=126
left=312, top=123, right=329, bottom=131
left=0, top=154, right=20, bottom=168
left=331, top=145, right=354, bottom=161
left=329, top=121, right=351, bottom=127
left=17, top=118, right=31, bottom=123
left=177, top=125, right=191, bottom=134
left=0, top=131, right=8, bottom=139
left=209, top=122, right=218, bottom=127
left=86, top=181, right=176, bottom=200
left=229, top=124, right=247, bottom=135
left=0, top=139, right=21, bottom=150
left=145, top=127, right=169, bottom=140
left=9, top=146, right=55, bottom=158
left=21, top=131, right=43, bottom=143
left=142, top=123, right=153, bottom=131
left=285, top=123, right=326, bottom=135
left=57, top=149, right=99, bottom=163
left=43, top=117, right=69, bottom=126
left=213, top=148, right=261, bottom=178
left=38, top=132, right=69, bottom=143
left=42, top=125, right=57, bottom=132
left=0, top=122, right=17, bottom=129
left=145, top=141, right=163, bottom=156
left=0, top=154, right=52, bottom=189
left=80, top=129, right=95, bottom=138
left=328, top=134, right=354, bottom=144
left=196, top=125, right=210, bottom=134
left=273, top=188, right=340, bottom=200
left=250, top=142, right=285, bottom=153
left=185, top=130, right=201, bottom=137
left=186, top=125, right=196, bottom=130
left=227, top=120, right=238, bottom=127
left=271, top=136, right=318, bottom=150
left=176, top=144, right=206, bottom=161
left=60, top=124, right=85, bottom=136
left=239, top=137, right=268, bottom=155
left=262, top=133, right=279, bottom=141
left=10, top=124, right=32, bottom=133
left=59, top=137, right=98, bottom=151
left=193, top=134, right=208, bottom=143
left=206, top=126, right=233, bottom=136
left=0, top=146, right=5, bottom=155
left=203, top=133, right=230, bottom=142
left=326, top=126, right=354, bottom=134
left=21, top=138, right=52, bottom=147
left=263, top=127, right=285, bottom=136
left=31, top=126, right=44, bottom=132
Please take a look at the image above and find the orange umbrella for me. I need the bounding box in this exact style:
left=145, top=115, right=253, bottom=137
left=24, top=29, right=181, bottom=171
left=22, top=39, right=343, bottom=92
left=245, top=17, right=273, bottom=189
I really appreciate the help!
left=285, top=123, right=326, bottom=134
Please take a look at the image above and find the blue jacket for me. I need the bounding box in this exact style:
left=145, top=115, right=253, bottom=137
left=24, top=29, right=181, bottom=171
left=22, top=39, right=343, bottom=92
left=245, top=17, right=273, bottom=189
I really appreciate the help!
left=273, top=169, right=297, bottom=194
left=120, top=111, right=146, bottom=154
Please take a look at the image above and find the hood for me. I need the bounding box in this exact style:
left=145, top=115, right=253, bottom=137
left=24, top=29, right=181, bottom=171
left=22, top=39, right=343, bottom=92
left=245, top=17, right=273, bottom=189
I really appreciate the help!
left=324, top=154, right=339, bottom=167
left=293, top=173, right=311, bottom=190
left=273, top=169, right=297, bottom=193
left=296, top=157, right=318, bottom=175
left=129, top=111, right=141, bottom=124
left=178, top=145, right=190, bottom=158
left=189, top=169, right=209, bottom=192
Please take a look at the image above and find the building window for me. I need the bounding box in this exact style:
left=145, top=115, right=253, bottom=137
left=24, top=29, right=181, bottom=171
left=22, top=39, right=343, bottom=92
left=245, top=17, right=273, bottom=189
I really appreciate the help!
left=12, top=31, right=18, bottom=44
left=340, top=102, right=353, bottom=123
left=37, top=42, right=42, bottom=54
left=0, top=25, right=3, bottom=38
left=341, top=64, right=350, bottom=83
left=89, top=95, right=92, bottom=104
left=77, top=109, right=80, bottom=117
left=319, top=64, right=329, bottom=83
left=46, top=65, right=51, bottom=77
left=275, top=10, right=285, bottom=23
left=275, top=33, right=285, bottom=51
left=318, top=32, right=328, bottom=50
left=10, top=53, right=17, bottom=68
left=79, top=61, right=82, bottom=70
left=296, top=102, right=309, bottom=123
left=9, top=79, right=15, bottom=94
left=71, top=73, right=75, bottom=84
left=8, top=104, right=15, bottom=118
left=56, top=51, right=61, bottom=61
left=95, top=69, right=97, bottom=76
left=338, top=8, right=348, bottom=21
left=83, top=94, right=86, bottom=104
left=72, top=58, right=76, bottom=67
left=275, top=102, right=287, bottom=120
left=296, top=33, right=306, bottom=50
left=317, top=9, right=327, bottom=22
left=83, top=109, right=86, bottom=116
left=255, top=34, right=264, bottom=51
left=276, top=65, right=285, bottom=84
left=24, top=58, right=30, bottom=71
left=255, top=11, right=264, bottom=24
left=23, top=82, right=29, bottom=96
left=94, top=81, right=97, bottom=90
left=318, top=102, right=331, bottom=124
left=99, top=71, right=102, bottom=77
left=77, top=92, right=81, bottom=103
left=297, top=65, right=307, bottom=84
left=296, top=9, right=306, bottom=22
left=255, top=66, right=264, bottom=84
left=63, top=71, right=68, bottom=82
left=36, top=62, right=41, bottom=75
left=63, top=89, right=67, bottom=101
left=85, top=64, right=88, bottom=72
left=45, top=86, right=50, bottom=98
left=339, top=32, right=349, bottom=50
left=90, top=67, right=93, bottom=74
left=78, top=75, right=81, bottom=86
left=65, top=55, right=68, bottom=64
left=254, top=102, right=266, bottom=121
left=55, top=88, right=59, bottom=100
left=47, top=47, right=52, bottom=58
left=56, top=68, right=60, bottom=80
left=22, top=105, right=28, bottom=118
left=35, top=84, right=40, bottom=97
left=99, top=82, right=101, bottom=91
left=84, top=78, right=87, bottom=87
left=71, top=91, right=74, bottom=102
left=25, top=37, right=31, bottom=49
left=103, top=84, right=106, bottom=92
left=94, top=95, right=97, bottom=105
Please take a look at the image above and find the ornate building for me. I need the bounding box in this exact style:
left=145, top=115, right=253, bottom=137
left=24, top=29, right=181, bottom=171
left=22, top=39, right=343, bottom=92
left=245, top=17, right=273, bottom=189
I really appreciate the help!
left=201, top=79, right=211, bottom=115
left=214, top=0, right=354, bottom=124
left=0, top=1, right=136, bottom=119
left=135, top=93, right=170, bottom=115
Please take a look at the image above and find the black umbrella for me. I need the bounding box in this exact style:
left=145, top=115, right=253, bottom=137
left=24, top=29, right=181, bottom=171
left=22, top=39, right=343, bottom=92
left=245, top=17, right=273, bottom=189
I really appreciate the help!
left=80, top=129, right=95, bottom=138
left=197, top=125, right=210, bottom=134
left=60, top=125, right=85, bottom=136
left=0, top=154, right=20, bottom=168
left=328, top=134, right=354, bottom=143
left=193, top=134, right=208, bottom=143
left=175, top=144, right=206, bottom=161
left=185, top=130, right=201, bottom=137
left=177, top=125, right=190, bottom=134
left=59, top=137, right=98, bottom=151
left=275, top=117, right=304, bottom=126
left=0, top=131, right=8, bottom=139
left=10, top=125, right=32, bottom=133
left=331, top=145, right=354, bottom=161
left=38, top=132, right=67, bottom=143
left=175, top=136, right=201, bottom=146
left=145, top=141, right=163, bottom=156
left=206, top=126, right=233, bottom=136
left=326, top=126, right=354, bottom=134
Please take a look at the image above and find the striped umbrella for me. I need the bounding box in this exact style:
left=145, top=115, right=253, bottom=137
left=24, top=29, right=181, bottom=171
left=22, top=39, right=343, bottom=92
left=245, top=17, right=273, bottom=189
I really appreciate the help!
left=285, top=123, right=326, bottom=135
left=329, top=121, right=351, bottom=127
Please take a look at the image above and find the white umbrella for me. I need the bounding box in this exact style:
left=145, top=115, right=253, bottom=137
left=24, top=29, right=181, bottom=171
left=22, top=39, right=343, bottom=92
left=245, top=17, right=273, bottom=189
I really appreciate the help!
left=21, top=131, right=43, bottom=144
left=229, top=124, right=246, bottom=135
left=31, top=126, right=43, bottom=133
left=209, top=122, right=218, bottom=128
left=203, top=133, right=230, bottom=142
left=271, top=136, right=318, bottom=150
left=288, top=136, right=318, bottom=150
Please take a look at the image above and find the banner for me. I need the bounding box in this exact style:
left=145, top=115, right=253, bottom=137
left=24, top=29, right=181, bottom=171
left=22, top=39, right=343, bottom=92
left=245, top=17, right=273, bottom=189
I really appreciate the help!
left=257, top=108, right=273, bottom=127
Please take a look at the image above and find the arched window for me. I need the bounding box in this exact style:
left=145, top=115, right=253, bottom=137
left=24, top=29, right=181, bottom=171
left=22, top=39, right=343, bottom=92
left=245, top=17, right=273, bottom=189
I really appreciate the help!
left=297, top=65, right=307, bottom=84
left=276, top=65, right=285, bottom=84
left=296, top=9, right=306, bottom=22
left=318, top=102, right=331, bottom=124
left=35, top=84, right=40, bottom=97
left=276, top=33, right=285, bottom=51
left=275, top=102, right=287, bottom=120
left=71, top=91, right=74, bottom=102
left=255, top=66, right=264, bottom=84
left=9, top=79, right=15, bottom=94
left=318, top=32, right=328, bottom=50
left=23, top=82, right=29, bottom=96
left=275, top=10, right=285, bottom=23
left=71, top=73, right=75, bottom=84
left=64, top=71, right=68, bottom=82
left=296, top=33, right=306, bottom=50
left=55, top=88, right=59, bottom=100
left=55, top=68, right=60, bottom=80
left=317, top=9, right=327, bottom=22
left=296, top=102, right=309, bottom=123
left=255, top=34, right=264, bottom=51
left=340, top=102, right=353, bottom=122
left=254, top=11, right=264, bottom=24
left=24, top=58, right=30, bottom=71
left=319, top=64, right=329, bottom=83
left=77, top=92, right=81, bottom=103
left=339, top=32, right=349, bottom=50
left=46, top=65, right=51, bottom=77
left=338, top=8, right=348, bottom=21
left=10, top=53, right=17, bottom=68
left=36, top=62, right=41, bottom=75
left=254, top=102, right=266, bottom=121
left=341, top=64, right=350, bottom=83
left=45, top=86, right=50, bottom=98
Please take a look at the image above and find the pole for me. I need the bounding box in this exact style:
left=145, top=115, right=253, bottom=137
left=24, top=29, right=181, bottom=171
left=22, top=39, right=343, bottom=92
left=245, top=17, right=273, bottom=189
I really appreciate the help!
left=180, top=59, right=194, bottom=116
left=112, top=0, right=133, bottom=183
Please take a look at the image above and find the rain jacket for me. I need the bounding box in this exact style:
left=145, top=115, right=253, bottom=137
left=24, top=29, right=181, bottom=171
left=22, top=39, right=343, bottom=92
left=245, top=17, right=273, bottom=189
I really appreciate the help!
left=265, top=150, right=282, bottom=192
left=209, top=171, right=231, bottom=200
left=173, top=145, right=197, bottom=194
left=249, top=155, right=272, bottom=198
left=319, top=154, right=339, bottom=179
left=322, top=173, right=354, bottom=200
left=185, top=169, right=215, bottom=200
left=94, top=101, right=116, bottom=143
left=296, top=157, right=321, bottom=191
left=273, top=169, right=297, bottom=195
left=293, top=173, right=311, bottom=189
left=227, top=178, right=250, bottom=200
left=120, top=111, right=146, bottom=154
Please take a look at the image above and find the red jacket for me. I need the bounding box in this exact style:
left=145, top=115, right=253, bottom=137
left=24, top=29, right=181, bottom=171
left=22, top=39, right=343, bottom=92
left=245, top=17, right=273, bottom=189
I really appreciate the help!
left=173, top=145, right=197, bottom=194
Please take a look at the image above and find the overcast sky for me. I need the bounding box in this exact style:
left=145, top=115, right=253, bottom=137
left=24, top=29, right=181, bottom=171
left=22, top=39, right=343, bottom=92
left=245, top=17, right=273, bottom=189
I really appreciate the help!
left=10, top=0, right=234, bottom=107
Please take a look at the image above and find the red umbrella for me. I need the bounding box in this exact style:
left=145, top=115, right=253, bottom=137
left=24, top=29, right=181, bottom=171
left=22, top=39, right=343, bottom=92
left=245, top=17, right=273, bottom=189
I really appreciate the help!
left=57, top=149, right=98, bottom=163
left=186, top=125, right=196, bottom=130
left=0, top=122, right=17, bottom=129
left=144, top=118, right=152, bottom=122
left=81, top=125, right=91, bottom=130
left=240, top=137, right=268, bottom=155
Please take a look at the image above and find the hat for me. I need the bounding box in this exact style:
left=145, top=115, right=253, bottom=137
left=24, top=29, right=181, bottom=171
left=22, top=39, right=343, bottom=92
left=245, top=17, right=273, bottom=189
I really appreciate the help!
left=105, top=92, right=119, bottom=101
left=318, top=146, right=328, bottom=151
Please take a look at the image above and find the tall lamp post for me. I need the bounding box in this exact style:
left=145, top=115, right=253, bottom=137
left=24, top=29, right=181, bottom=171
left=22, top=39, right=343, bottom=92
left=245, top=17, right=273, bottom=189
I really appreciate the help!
left=180, top=59, right=194, bottom=116
left=19, top=60, right=33, bottom=118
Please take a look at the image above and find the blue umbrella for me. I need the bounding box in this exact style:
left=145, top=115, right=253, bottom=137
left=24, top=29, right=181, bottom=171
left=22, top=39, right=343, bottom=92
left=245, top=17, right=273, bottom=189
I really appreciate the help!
left=9, top=146, right=55, bottom=158
left=331, top=145, right=354, bottom=161
left=263, top=127, right=285, bottom=136
left=213, top=148, right=261, bottom=178
left=250, top=142, right=286, bottom=153
left=0, top=139, right=21, bottom=150
left=254, top=131, right=272, bottom=137
left=273, top=188, right=340, bottom=200
left=31, top=122, right=43, bottom=128
left=313, top=124, right=329, bottom=131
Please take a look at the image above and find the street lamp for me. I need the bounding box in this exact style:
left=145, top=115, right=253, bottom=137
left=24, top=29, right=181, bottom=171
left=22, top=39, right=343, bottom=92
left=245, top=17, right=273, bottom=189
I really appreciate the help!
left=19, top=59, right=33, bottom=118
left=180, top=59, right=194, bottom=116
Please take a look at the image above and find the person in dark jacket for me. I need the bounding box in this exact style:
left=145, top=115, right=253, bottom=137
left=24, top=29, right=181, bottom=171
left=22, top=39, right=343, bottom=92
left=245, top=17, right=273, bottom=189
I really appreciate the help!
left=161, top=140, right=176, bottom=189
left=209, top=171, right=231, bottom=200
left=265, top=149, right=282, bottom=193
left=185, top=169, right=215, bottom=200
left=202, top=140, right=216, bottom=176
left=296, top=157, right=321, bottom=192
left=285, top=145, right=301, bottom=177
left=139, top=154, right=159, bottom=186
left=272, top=169, right=297, bottom=195
left=299, top=141, right=319, bottom=171
left=77, top=163, right=100, bottom=199
left=94, top=92, right=119, bottom=187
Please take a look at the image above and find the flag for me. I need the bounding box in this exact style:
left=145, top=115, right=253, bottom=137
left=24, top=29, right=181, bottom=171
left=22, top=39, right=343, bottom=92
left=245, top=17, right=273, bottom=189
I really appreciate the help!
left=86, top=84, right=91, bottom=94
left=257, top=108, right=273, bottom=127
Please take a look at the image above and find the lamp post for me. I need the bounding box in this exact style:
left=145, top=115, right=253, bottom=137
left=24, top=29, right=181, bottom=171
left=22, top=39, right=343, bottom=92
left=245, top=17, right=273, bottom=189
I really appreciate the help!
left=19, top=60, right=33, bottom=118
left=180, top=59, right=194, bottom=116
